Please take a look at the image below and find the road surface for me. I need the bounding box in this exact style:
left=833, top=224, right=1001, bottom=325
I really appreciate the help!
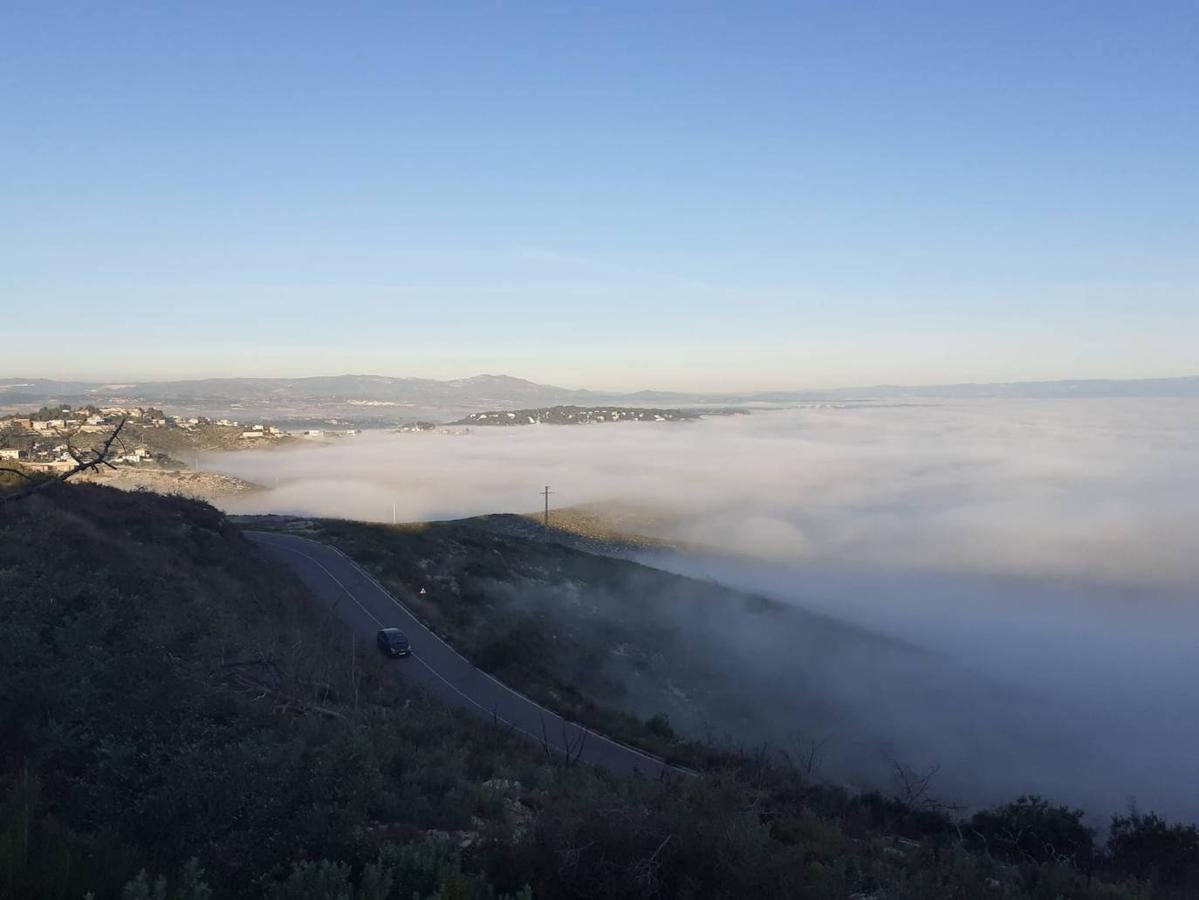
left=248, top=530, right=685, bottom=779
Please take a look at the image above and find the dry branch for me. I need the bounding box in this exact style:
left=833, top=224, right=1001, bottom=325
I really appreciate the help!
left=0, top=417, right=128, bottom=505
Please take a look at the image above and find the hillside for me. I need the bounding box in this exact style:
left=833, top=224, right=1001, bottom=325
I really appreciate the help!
left=0, top=375, right=595, bottom=423
left=0, top=406, right=293, bottom=468
left=2, top=485, right=1196, bottom=898
left=238, top=514, right=924, bottom=761
left=234, top=514, right=1199, bottom=892
left=4, top=374, right=1197, bottom=424
left=75, top=465, right=261, bottom=500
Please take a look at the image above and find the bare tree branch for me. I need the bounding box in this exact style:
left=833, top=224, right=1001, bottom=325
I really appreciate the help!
left=892, top=759, right=939, bottom=808
left=0, top=417, right=127, bottom=506
left=889, top=758, right=965, bottom=817
left=630, top=833, right=673, bottom=892
left=561, top=719, right=589, bottom=768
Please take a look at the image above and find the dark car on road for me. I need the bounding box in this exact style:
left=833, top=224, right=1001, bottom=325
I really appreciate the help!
left=376, top=627, right=411, bottom=658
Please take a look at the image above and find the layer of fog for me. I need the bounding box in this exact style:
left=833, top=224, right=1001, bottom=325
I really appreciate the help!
left=205, top=399, right=1199, bottom=819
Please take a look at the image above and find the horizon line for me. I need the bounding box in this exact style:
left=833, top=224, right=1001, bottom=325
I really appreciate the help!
left=2, top=371, right=1198, bottom=398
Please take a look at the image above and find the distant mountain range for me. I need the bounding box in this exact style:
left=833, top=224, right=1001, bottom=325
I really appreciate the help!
left=0, top=374, right=584, bottom=405
left=1, top=373, right=1196, bottom=422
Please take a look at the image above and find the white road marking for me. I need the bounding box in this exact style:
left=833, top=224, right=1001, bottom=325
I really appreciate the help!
left=268, top=542, right=384, bottom=627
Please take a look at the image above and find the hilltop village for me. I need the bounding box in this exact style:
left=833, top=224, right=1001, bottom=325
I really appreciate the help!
left=0, top=405, right=360, bottom=472
left=451, top=405, right=745, bottom=426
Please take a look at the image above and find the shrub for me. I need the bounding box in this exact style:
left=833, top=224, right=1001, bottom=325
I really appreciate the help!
left=1107, top=810, right=1199, bottom=885
left=969, top=795, right=1094, bottom=865
left=645, top=713, right=675, bottom=738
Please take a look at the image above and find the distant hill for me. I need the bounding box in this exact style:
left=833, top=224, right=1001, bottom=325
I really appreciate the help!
left=0, top=373, right=589, bottom=407
left=758, top=375, right=1199, bottom=402
left=0, top=374, right=598, bottom=423
left=1, top=373, right=1196, bottom=422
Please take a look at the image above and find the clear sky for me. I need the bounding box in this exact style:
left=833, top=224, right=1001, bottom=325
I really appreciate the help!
left=2, top=2, right=1196, bottom=391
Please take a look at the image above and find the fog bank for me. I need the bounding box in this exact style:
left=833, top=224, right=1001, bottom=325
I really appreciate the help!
left=205, top=398, right=1199, bottom=817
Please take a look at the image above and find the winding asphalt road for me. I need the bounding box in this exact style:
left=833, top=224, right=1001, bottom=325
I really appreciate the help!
left=247, top=531, right=685, bottom=779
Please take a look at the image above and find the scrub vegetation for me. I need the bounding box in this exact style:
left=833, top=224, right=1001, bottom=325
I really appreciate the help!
left=2, top=485, right=1196, bottom=898
left=251, top=513, right=919, bottom=770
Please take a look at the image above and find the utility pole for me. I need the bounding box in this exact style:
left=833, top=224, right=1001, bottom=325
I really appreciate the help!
left=392, top=501, right=397, bottom=525
left=541, top=485, right=553, bottom=528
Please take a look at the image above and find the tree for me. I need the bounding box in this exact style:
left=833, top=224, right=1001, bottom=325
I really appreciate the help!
left=0, top=422, right=29, bottom=450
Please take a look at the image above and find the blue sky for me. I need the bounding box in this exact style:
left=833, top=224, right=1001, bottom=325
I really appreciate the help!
left=2, top=2, right=1196, bottom=390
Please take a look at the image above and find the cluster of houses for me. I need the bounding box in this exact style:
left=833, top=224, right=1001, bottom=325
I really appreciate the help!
left=1, top=406, right=365, bottom=475
left=0, top=442, right=155, bottom=473
left=178, top=416, right=241, bottom=430
left=0, top=406, right=166, bottom=472
left=5, top=414, right=117, bottom=435
left=4, top=406, right=170, bottom=436
left=240, top=424, right=285, bottom=440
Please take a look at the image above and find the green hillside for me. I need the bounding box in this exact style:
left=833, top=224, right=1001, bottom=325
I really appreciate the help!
left=1, top=485, right=1194, bottom=898
left=239, top=513, right=928, bottom=769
